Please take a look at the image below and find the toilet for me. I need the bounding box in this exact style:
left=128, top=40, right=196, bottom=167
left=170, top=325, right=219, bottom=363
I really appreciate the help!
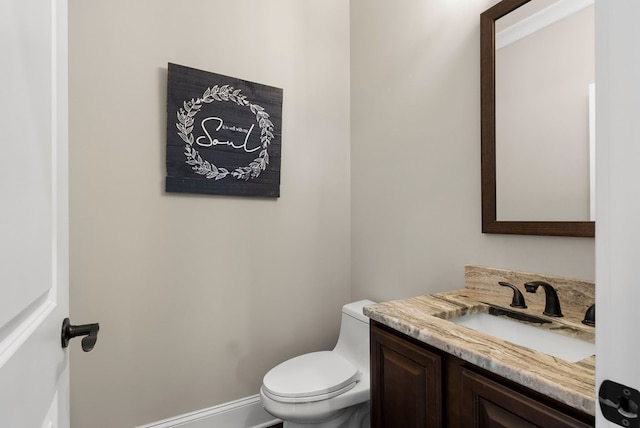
left=260, top=300, right=375, bottom=428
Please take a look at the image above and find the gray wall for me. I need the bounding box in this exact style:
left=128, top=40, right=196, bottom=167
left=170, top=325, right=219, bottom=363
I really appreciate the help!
left=69, top=0, right=596, bottom=427
left=68, top=1, right=351, bottom=427
left=350, top=0, right=594, bottom=303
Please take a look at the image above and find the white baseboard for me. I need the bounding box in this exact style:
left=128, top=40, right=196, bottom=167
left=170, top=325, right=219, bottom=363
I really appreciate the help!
left=136, top=394, right=280, bottom=428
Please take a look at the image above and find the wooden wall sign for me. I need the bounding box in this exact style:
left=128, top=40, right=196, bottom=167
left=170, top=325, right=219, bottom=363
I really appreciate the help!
left=165, top=63, right=283, bottom=197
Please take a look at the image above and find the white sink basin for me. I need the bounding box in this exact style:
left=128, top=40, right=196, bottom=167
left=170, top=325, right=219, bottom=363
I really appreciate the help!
left=449, top=312, right=595, bottom=363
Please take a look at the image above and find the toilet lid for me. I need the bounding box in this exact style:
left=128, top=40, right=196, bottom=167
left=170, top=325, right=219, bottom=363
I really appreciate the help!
left=262, top=351, right=360, bottom=401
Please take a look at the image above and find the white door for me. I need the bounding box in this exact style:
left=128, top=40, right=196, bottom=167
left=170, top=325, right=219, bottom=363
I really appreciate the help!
left=595, top=0, right=640, bottom=426
left=0, top=0, right=70, bottom=426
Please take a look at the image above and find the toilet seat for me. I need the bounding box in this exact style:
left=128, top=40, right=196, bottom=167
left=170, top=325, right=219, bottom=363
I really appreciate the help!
left=262, top=351, right=360, bottom=403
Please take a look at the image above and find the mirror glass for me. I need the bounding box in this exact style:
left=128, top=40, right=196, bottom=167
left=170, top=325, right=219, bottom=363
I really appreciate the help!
left=496, top=0, right=594, bottom=221
left=480, top=0, right=595, bottom=237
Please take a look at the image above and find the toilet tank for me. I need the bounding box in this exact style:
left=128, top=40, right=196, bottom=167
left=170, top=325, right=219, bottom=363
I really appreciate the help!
left=333, top=300, right=375, bottom=371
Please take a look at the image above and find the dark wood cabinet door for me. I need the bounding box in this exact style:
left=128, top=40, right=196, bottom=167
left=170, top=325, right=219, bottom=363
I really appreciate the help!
left=370, top=323, right=443, bottom=428
left=459, top=367, right=594, bottom=428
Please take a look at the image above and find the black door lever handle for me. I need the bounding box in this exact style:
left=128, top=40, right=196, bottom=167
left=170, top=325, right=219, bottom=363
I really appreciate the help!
left=61, top=318, right=100, bottom=352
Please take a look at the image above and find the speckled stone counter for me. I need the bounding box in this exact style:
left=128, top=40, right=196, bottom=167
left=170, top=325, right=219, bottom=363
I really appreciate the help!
left=363, top=265, right=596, bottom=415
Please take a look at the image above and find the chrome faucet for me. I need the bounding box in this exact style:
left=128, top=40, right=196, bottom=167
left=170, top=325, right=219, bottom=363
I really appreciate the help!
left=524, top=281, right=563, bottom=317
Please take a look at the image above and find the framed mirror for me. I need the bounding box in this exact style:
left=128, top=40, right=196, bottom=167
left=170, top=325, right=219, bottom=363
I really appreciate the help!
left=481, top=0, right=595, bottom=237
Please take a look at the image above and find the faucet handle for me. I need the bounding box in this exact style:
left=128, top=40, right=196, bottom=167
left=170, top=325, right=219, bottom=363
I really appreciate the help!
left=499, top=282, right=527, bottom=309
left=582, top=304, right=595, bottom=326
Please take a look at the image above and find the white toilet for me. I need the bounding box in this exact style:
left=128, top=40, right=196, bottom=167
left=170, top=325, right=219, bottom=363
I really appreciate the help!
left=260, top=300, right=375, bottom=428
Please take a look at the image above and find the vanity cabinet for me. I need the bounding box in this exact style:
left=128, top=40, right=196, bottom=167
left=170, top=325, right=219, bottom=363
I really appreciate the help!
left=457, top=366, right=593, bottom=427
left=370, top=321, right=594, bottom=428
left=370, top=320, right=443, bottom=426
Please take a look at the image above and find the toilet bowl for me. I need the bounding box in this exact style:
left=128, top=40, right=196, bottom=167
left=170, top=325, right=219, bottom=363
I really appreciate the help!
left=260, top=300, right=375, bottom=428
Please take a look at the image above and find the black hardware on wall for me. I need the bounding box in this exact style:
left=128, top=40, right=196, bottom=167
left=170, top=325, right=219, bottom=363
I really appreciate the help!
left=599, top=380, right=639, bottom=427
left=61, top=318, right=100, bottom=352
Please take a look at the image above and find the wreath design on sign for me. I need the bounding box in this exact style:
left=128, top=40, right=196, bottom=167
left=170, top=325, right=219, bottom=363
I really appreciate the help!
left=176, top=85, right=275, bottom=181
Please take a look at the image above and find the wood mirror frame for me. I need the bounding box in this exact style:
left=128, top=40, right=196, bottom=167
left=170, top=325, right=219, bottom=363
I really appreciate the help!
left=480, top=0, right=595, bottom=237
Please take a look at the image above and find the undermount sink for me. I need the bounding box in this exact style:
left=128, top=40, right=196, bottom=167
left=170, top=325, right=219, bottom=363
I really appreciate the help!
left=448, top=309, right=595, bottom=363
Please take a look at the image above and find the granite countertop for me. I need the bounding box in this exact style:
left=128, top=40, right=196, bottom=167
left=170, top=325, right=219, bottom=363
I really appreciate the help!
left=363, top=265, right=596, bottom=416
